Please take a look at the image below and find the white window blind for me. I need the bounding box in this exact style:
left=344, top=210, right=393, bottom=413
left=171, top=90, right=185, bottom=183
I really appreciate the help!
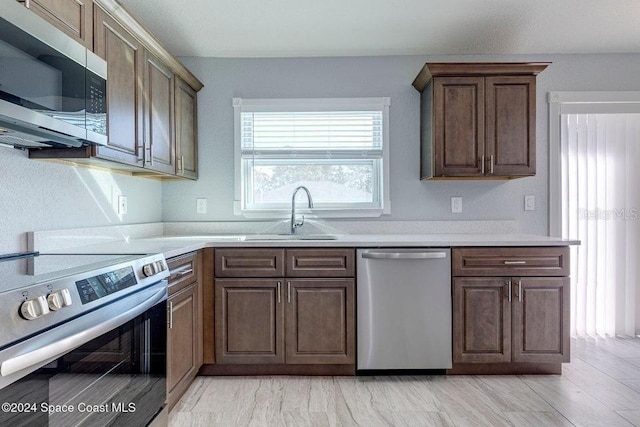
left=233, top=98, right=390, bottom=217
left=241, top=111, right=383, bottom=154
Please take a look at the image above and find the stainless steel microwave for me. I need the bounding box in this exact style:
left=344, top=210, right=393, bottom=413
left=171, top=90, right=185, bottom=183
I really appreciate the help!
left=0, top=1, right=107, bottom=149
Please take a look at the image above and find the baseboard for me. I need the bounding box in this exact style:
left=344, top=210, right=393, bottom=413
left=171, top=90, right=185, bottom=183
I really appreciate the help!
left=447, top=362, right=563, bottom=375
left=199, top=364, right=356, bottom=376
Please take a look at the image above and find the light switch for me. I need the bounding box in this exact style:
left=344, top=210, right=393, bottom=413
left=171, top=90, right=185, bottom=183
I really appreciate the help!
left=196, top=198, right=207, bottom=214
left=524, top=195, right=535, bottom=211
left=451, top=197, right=462, bottom=213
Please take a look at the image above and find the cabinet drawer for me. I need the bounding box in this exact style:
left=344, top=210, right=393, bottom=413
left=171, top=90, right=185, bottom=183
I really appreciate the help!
left=452, top=247, right=569, bottom=277
left=168, top=251, right=198, bottom=294
left=286, top=249, right=355, bottom=278
left=215, top=249, right=285, bottom=277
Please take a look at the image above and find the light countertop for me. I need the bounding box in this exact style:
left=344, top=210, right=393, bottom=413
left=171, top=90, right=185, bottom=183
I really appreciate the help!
left=45, top=233, right=579, bottom=259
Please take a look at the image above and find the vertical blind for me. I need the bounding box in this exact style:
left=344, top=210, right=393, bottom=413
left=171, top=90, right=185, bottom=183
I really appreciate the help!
left=561, top=113, right=640, bottom=337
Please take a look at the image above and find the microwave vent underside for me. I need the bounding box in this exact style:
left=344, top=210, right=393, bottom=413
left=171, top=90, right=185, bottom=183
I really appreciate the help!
left=0, top=129, right=57, bottom=148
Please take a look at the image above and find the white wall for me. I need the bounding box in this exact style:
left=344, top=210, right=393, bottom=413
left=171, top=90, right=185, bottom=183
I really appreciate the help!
left=162, top=53, right=640, bottom=234
left=0, top=148, right=162, bottom=254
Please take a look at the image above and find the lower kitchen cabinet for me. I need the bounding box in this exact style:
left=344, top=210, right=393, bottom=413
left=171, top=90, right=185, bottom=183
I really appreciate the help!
left=214, top=278, right=355, bottom=365
left=286, top=279, right=355, bottom=364
left=166, top=252, right=202, bottom=410
left=453, top=276, right=569, bottom=364
left=512, top=277, right=570, bottom=363
left=453, top=278, right=511, bottom=363
left=167, top=284, right=198, bottom=402
left=451, top=247, right=571, bottom=373
left=214, top=279, right=285, bottom=364
left=210, top=248, right=356, bottom=374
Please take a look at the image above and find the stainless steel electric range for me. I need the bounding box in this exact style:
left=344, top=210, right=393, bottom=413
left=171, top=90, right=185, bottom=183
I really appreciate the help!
left=0, top=251, right=169, bottom=427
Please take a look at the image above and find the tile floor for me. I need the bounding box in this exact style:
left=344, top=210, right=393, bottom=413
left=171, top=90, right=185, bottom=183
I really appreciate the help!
left=169, top=337, right=640, bottom=426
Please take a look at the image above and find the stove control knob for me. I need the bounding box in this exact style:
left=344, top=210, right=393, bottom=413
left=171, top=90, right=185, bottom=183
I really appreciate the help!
left=47, top=289, right=72, bottom=311
left=154, top=261, right=166, bottom=272
left=20, top=295, right=50, bottom=320
left=142, top=263, right=156, bottom=277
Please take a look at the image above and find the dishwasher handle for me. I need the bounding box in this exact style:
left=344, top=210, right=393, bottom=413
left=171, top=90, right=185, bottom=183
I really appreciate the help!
left=361, top=251, right=447, bottom=260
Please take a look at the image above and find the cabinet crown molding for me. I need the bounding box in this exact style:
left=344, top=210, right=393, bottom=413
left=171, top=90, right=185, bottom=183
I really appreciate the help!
left=94, top=0, right=203, bottom=91
left=412, top=62, right=551, bottom=93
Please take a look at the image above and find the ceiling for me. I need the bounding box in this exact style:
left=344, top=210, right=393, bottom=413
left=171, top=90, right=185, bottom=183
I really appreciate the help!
left=117, top=0, right=640, bottom=58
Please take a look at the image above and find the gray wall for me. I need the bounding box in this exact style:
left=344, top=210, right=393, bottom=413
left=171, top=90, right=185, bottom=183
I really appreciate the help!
left=2, top=53, right=639, bottom=255
left=162, top=54, right=640, bottom=234
left=0, top=148, right=162, bottom=254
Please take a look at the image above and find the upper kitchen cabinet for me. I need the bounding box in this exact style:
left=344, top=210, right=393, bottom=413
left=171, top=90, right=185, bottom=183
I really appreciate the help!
left=17, top=0, right=93, bottom=48
left=412, top=63, right=549, bottom=180
left=93, top=4, right=144, bottom=166
left=175, top=77, right=198, bottom=180
left=27, top=0, right=203, bottom=179
left=142, top=51, right=175, bottom=175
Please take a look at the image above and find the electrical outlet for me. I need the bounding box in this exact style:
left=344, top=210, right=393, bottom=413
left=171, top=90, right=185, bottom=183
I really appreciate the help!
left=524, top=195, right=536, bottom=211
left=451, top=196, right=462, bottom=213
left=196, top=198, right=207, bottom=214
left=117, top=195, right=128, bottom=215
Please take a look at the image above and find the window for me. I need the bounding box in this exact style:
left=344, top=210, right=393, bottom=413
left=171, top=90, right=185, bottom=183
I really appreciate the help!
left=233, top=97, right=390, bottom=217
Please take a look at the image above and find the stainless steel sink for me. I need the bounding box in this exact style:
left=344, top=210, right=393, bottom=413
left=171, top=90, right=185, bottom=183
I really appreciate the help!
left=243, top=234, right=338, bottom=241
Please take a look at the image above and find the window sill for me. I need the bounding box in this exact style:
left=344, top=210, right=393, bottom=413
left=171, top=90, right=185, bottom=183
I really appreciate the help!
left=233, top=207, right=389, bottom=219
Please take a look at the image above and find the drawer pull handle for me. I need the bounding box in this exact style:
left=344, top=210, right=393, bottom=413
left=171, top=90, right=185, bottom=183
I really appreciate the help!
left=504, top=261, right=526, bottom=265
left=171, top=265, right=193, bottom=277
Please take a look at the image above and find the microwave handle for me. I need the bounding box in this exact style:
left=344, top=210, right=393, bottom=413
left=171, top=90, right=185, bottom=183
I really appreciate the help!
left=0, top=287, right=166, bottom=378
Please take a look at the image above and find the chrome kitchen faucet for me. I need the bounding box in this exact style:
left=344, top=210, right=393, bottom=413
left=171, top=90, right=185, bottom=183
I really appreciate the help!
left=290, top=186, right=314, bottom=234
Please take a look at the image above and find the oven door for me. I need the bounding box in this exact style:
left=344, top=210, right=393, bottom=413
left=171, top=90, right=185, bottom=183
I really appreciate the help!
left=0, top=282, right=167, bottom=427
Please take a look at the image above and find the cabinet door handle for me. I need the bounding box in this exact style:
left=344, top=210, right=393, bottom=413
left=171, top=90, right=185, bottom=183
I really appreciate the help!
left=481, top=154, right=485, bottom=174
left=168, top=301, right=173, bottom=329
left=518, top=280, right=523, bottom=302
left=490, top=155, right=494, bottom=174
left=145, top=144, right=153, bottom=166
left=507, top=280, right=512, bottom=302
left=178, top=156, right=184, bottom=174
left=277, top=281, right=281, bottom=304
left=287, top=282, right=291, bottom=303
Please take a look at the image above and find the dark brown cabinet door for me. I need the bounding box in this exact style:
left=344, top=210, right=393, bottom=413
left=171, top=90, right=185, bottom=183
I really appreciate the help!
left=175, top=77, right=198, bottom=180
left=93, top=6, right=143, bottom=165
left=285, top=279, right=355, bottom=364
left=485, top=76, right=536, bottom=176
left=512, top=277, right=570, bottom=363
left=453, top=277, right=511, bottom=363
left=433, top=76, right=485, bottom=177
left=167, top=284, right=198, bottom=402
left=20, top=0, right=93, bottom=48
left=215, top=279, right=285, bottom=364
left=143, top=52, right=175, bottom=174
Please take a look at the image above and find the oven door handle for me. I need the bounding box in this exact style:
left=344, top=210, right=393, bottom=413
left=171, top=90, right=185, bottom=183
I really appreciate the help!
left=0, top=286, right=166, bottom=378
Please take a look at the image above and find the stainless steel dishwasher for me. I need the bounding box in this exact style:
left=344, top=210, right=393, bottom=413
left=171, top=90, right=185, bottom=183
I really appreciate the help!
left=357, top=248, right=452, bottom=371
